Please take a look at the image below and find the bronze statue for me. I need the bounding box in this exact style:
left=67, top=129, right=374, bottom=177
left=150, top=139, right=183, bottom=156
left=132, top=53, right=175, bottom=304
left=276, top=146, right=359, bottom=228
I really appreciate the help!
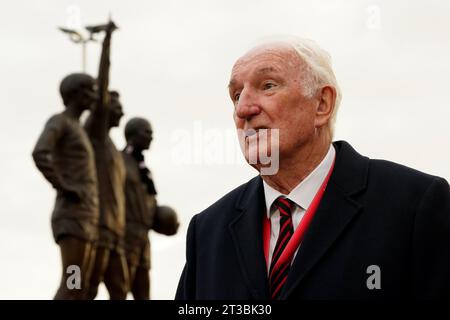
left=32, top=73, right=99, bottom=299
left=83, top=20, right=129, bottom=300
left=122, top=118, right=179, bottom=299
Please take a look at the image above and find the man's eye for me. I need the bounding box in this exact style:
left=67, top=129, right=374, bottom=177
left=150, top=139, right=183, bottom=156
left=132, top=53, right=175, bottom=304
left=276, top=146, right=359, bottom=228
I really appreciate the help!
left=234, top=92, right=241, bottom=101
left=263, top=82, right=276, bottom=90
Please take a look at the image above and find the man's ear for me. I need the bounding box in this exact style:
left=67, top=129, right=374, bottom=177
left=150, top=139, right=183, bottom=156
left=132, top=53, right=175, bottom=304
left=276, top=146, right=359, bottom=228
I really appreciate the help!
left=314, top=85, right=336, bottom=128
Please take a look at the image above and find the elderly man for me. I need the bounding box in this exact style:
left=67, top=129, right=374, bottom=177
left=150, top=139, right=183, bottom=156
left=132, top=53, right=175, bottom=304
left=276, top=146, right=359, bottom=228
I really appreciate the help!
left=175, top=37, right=450, bottom=300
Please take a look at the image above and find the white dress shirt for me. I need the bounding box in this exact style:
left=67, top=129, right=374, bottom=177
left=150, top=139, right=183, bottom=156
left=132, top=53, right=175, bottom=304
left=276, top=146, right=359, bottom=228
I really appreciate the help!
left=263, top=144, right=336, bottom=273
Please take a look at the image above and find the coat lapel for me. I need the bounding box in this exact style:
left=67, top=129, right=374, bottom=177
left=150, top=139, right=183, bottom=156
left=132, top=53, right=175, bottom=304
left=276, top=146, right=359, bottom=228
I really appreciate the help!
left=228, top=176, right=270, bottom=300
left=280, top=180, right=363, bottom=298
left=227, top=141, right=369, bottom=300
left=281, top=141, right=369, bottom=299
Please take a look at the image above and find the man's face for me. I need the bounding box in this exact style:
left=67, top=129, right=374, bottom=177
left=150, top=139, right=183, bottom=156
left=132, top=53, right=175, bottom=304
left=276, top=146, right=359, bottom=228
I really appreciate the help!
left=133, top=122, right=153, bottom=151
left=109, top=97, right=124, bottom=128
left=228, top=44, right=319, bottom=166
left=78, top=81, right=98, bottom=111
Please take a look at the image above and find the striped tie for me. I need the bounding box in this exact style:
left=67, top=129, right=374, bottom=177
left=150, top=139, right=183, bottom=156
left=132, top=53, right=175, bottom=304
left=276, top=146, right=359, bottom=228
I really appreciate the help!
left=269, top=196, right=294, bottom=299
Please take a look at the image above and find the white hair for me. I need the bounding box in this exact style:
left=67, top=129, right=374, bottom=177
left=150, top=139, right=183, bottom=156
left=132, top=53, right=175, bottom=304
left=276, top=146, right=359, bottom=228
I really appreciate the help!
left=252, top=36, right=342, bottom=137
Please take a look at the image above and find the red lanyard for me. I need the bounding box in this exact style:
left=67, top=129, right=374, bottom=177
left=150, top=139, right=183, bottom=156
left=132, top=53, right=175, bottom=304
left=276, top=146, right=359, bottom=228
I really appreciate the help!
left=263, top=159, right=335, bottom=273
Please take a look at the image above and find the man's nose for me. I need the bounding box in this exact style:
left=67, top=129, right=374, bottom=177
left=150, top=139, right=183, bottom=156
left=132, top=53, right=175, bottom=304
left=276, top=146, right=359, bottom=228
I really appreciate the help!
left=235, top=89, right=261, bottom=120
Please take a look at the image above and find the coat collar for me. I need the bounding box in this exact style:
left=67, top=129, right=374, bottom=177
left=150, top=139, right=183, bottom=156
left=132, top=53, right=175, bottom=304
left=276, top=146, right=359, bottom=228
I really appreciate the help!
left=282, top=140, right=369, bottom=298
left=229, top=175, right=269, bottom=299
left=229, top=140, right=369, bottom=299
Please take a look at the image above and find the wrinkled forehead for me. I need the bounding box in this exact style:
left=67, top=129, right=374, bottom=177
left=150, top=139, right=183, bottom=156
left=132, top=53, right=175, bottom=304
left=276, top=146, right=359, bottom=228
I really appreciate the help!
left=230, top=43, right=302, bottom=81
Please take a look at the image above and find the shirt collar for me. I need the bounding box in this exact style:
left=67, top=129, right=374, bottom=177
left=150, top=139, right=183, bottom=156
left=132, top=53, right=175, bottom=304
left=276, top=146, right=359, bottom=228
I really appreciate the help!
left=263, top=144, right=336, bottom=219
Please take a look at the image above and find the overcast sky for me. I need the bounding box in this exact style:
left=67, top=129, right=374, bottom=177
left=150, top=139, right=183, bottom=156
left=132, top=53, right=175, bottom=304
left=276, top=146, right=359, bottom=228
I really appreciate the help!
left=0, top=0, right=449, bottom=299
